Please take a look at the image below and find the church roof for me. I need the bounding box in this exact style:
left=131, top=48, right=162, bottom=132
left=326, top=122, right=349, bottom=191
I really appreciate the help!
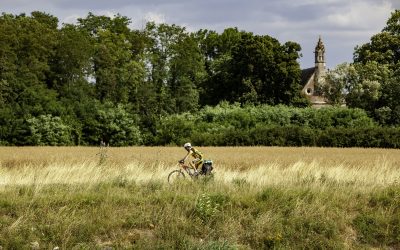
left=301, top=67, right=314, bottom=86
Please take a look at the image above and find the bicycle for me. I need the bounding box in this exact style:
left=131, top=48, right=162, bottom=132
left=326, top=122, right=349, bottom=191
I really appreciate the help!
left=167, top=160, right=213, bottom=184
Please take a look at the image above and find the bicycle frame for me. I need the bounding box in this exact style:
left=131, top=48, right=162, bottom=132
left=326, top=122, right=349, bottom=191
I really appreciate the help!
left=168, top=161, right=212, bottom=184
left=178, top=161, right=197, bottom=177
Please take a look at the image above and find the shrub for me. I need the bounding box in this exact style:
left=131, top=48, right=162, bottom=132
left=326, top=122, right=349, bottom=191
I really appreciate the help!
left=26, top=114, right=73, bottom=146
left=82, top=102, right=142, bottom=146
left=195, top=193, right=220, bottom=223
left=153, top=104, right=392, bottom=147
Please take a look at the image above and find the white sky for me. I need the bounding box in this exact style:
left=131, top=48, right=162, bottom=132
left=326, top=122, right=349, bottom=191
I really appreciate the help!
left=1, top=0, right=399, bottom=69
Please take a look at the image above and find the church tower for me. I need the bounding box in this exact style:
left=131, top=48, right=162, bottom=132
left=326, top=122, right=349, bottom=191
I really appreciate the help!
left=301, top=36, right=329, bottom=107
left=314, top=36, right=326, bottom=88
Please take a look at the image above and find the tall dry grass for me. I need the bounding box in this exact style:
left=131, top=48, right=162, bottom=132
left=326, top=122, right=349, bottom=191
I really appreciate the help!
left=1, top=146, right=399, bottom=190
left=1, top=147, right=399, bottom=249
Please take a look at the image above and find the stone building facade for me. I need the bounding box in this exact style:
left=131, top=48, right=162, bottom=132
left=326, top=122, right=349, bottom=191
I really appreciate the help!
left=301, top=36, right=329, bottom=108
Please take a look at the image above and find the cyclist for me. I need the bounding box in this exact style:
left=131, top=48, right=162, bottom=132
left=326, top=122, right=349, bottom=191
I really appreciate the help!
left=180, top=142, right=203, bottom=175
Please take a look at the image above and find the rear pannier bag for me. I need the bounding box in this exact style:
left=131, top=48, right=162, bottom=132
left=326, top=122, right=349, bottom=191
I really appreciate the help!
left=201, top=160, right=213, bottom=175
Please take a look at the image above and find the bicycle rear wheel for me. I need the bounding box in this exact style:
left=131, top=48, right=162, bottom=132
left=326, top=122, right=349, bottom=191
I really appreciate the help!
left=168, top=170, right=185, bottom=184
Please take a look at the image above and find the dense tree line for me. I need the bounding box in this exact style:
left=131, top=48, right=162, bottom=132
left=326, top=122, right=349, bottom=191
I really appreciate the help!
left=0, top=11, right=306, bottom=146
left=0, top=10, right=399, bottom=146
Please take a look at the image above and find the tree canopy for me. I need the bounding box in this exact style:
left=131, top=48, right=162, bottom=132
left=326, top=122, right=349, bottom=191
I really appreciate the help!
left=0, top=11, right=309, bottom=145
left=320, top=10, right=400, bottom=125
left=1, top=10, right=399, bottom=146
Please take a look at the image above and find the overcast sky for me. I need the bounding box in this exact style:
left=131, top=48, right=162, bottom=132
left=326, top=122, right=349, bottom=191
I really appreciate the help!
left=2, top=0, right=399, bottom=69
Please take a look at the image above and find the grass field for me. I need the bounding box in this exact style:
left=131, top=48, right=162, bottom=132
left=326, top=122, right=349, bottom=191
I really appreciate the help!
left=0, top=146, right=399, bottom=249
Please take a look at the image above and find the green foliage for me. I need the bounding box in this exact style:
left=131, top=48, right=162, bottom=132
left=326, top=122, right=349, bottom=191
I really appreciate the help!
left=155, top=104, right=394, bottom=147
left=195, top=193, right=220, bottom=223
left=351, top=10, right=400, bottom=125
left=155, top=113, right=195, bottom=145
left=319, top=63, right=354, bottom=106
left=199, top=28, right=305, bottom=106
left=377, top=68, right=400, bottom=125
left=353, top=214, right=400, bottom=246
left=83, top=101, right=142, bottom=146
left=48, top=24, right=94, bottom=94
left=144, top=22, right=204, bottom=114
left=26, top=114, right=73, bottom=146
left=354, top=10, right=400, bottom=67
left=1, top=10, right=400, bottom=145
left=353, top=186, right=400, bottom=246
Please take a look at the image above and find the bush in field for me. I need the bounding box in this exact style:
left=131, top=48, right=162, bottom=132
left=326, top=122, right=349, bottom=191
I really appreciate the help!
left=26, top=114, right=73, bottom=146
left=155, top=113, right=196, bottom=145
left=195, top=193, right=220, bottom=223
left=82, top=102, right=142, bottom=146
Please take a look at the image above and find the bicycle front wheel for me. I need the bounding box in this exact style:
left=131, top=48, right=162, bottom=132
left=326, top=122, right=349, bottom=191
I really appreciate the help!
left=168, top=170, right=185, bottom=184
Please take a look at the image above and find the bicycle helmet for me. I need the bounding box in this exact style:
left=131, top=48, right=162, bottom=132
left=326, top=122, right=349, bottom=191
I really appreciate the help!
left=183, top=142, right=192, bottom=149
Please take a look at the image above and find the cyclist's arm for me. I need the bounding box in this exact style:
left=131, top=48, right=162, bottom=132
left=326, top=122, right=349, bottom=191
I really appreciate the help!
left=181, top=151, right=192, bottom=162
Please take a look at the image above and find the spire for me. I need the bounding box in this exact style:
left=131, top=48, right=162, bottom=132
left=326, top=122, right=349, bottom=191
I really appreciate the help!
left=315, top=35, right=324, bottom=50
left=313, top=36, right=326, bottom=94
left=315, top=35, right=325, bottom=63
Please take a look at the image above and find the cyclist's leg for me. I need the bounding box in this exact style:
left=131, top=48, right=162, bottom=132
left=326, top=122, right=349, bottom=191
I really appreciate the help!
left=194, top=159, right=204, bottom=173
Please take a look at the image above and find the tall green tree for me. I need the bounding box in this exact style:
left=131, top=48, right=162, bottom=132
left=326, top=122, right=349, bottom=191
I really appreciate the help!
left=318, top=63, right=350, bottom=106
left=0, top=12, right=64, bottom=145
left=354, top=10, right=400, bottom=68
left=47, top=24, right=94, bottom=95
left=347, top=62, right=389, bottom=111
left=199, top=28, right=304, bottom=106
left=320, top=62, right=386, bottom=108
left=169, top=33, right=206, bottom=113
left=352, top=10, right=400, bottom=125
left=78, top=13, right=145, bottom=105
left=144, top=22, right=204, bottom=114
left=94, top=29, right=144, bottom=104
left=0, top=12, right=61, bottom=115
left=197, top=28, right=242, bottom=105
left=376, top=67, right=400, bottom=125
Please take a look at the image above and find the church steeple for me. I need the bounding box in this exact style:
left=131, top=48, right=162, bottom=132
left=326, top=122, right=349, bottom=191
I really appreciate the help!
left=314, top=35, right=325, bottom=65
left=313, top=36, right=326, bottom=94
left=301, top=36, right=330, bottom=107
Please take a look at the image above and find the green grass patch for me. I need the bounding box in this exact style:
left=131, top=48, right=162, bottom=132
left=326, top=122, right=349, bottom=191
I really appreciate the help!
left=0, top=181, right=399, bottom=249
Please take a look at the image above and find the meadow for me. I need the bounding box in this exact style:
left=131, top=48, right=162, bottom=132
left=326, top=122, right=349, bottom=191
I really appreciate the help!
left=0, top=146, right=399, bottom=249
